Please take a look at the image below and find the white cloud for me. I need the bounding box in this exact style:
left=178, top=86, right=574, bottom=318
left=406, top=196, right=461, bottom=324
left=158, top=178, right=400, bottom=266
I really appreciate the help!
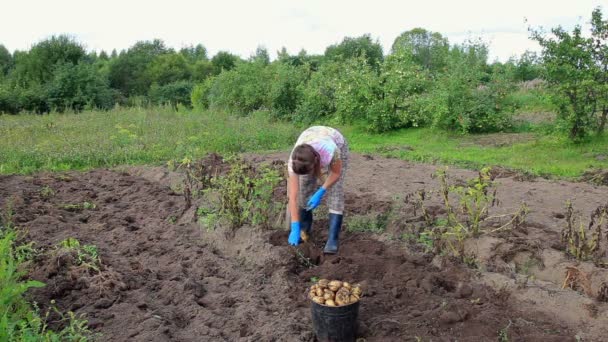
left=0, top=0, right=605, bottom=61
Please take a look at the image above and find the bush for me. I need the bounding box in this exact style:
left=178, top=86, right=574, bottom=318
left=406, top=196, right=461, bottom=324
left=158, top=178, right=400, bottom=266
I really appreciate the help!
left=295, top=62, right=341, bottom=124
left=46, top=62, right=117, bottom=112
left=191, top=77, right=215, bottom=110
left=268, top=63, right=309, bottom=119
left=149, top=80, right=194, bottom=108
left=334, top=57, right=379, bottom=125
left=366, top=51, right=433, bottom=132
left=208, top=62, right=271, bottom=115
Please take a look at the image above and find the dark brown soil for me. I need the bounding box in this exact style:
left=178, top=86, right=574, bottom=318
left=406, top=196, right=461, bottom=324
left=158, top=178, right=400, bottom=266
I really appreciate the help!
left=2, top=152, right=606, bottom=341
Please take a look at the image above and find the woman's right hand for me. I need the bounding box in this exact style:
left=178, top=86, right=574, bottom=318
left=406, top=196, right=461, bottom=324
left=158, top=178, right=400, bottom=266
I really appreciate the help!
left=288, top=221, right=301, bottom=246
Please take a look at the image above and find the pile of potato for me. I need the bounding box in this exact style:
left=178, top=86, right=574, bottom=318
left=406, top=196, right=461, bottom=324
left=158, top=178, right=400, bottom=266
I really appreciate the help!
left=309, top=279, right=362, bottom=307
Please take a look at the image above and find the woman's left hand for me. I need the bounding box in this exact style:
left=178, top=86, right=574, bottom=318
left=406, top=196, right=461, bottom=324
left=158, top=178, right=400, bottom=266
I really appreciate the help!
left=307, top=187, right=326, bottom=210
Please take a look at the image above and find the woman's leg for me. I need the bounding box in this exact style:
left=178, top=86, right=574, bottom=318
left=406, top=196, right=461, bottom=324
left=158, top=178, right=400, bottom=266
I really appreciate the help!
left=325, top=142, right=349, bottom=253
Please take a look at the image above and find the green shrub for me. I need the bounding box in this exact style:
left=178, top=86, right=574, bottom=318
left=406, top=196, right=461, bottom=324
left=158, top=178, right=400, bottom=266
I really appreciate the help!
left=149, top=80, right=194, bottom=108
left=268, top=63, right=308, bottom=119
left=191, top=77, right=215, bottom=110
left=208, top=62, right=271, bottom=115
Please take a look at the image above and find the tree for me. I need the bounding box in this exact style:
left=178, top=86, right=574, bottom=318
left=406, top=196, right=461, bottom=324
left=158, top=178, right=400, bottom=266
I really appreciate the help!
left=108, top=39, right=170, bottom=96
left=590, top=7, right=608, bottom=134
left=11, top=35, right=86, bottom=86
left=391, top=28, right=449, bottom=72
left=146, top=53, right=191, bottom=85
left=180, top=44, right=208, bottom=61
left=46, top=62, right=116, bottom=111
left=324, top=34, right=384, bottom=69
left=0, top=44, right=12, bottom=77
left=250, top=46, right=270, bottom=65
left=211, top=51, right=240, bottom=74
left=531, top=8, right=607, bottom=140
left=514, top=51, right=542, bottom=82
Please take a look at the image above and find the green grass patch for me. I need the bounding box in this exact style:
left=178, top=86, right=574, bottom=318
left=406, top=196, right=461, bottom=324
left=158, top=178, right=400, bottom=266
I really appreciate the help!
left=1, top=107, right=607, bottom=178
left=342, top=126, right=608, bottom=178
left=0, top=107, right=299, bottom=175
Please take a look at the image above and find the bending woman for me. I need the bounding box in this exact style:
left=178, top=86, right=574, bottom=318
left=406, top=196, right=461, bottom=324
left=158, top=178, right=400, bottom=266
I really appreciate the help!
left=287, top=126, right=349, bottom=254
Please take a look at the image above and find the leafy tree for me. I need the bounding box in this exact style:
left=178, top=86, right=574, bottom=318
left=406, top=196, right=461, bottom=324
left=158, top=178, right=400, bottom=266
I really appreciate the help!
left=513, top=51, right=542, bottom=82
left=590, top=8, right=608, bottom=134
left=391, top=28, right=449, bottom=72
left=46, top=62, right=116, bottom=111
left=0, top=44, right=12, bottom=77
left=180, top=44, right=208, bottom=61
left=10, top=35, right=86, bottom=86
left=149, top=80, right=193, bottom=108
left=334, top=57, right=379, bottom=125
left=296, top=61, right=341, bottom=123
left=367, top=50, right=434, bottom=132
left=251, top=46, right=270, bottom=65
left=208, top=61, right=271, bottom=114
left=211, top=51, right=240, bottom=74
left=268, top=63, right=309, bottom=118
left=432, top=40, right=513, bottom=133
left=191, top=77, right=215, bottom=109
left=325, top=34, right=384, bottom=69
left=531, top=8, right=607, bottom=140
left=191, top=60, right=215, bottom=82
left=108, top=39, right=169, bottom=96
left=147, top=53, right=191, bottom=85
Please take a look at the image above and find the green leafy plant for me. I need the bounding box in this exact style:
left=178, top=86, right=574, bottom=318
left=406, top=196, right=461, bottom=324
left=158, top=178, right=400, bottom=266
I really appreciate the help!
left=39, top=185, right=55, bottom=199
left=57, top=237, right=101, bottom=272
left=59, top=201, right=96, bottom=212
left=211, top=157, right=283, bottom=230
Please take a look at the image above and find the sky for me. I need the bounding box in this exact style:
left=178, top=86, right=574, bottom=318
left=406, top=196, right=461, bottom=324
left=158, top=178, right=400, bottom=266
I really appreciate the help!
left=1, top=0, right=606, bottom=62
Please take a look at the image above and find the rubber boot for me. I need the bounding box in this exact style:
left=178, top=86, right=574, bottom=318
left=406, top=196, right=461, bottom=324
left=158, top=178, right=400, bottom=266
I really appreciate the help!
left=324, top=213, right=343, bottom=254
left=299, top=208, right=313, bottom=242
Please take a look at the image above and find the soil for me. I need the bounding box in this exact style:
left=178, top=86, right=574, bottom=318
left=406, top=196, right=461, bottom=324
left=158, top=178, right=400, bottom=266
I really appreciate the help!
left=1, top=152, right=607, bottom=341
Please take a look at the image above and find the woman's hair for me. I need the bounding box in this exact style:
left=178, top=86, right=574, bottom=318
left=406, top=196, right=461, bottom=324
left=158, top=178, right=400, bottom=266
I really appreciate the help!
left=291, top=144, right=320, bottom=176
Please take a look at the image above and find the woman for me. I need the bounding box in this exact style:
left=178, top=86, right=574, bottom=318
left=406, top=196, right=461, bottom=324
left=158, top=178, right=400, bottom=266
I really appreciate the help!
left=287, top=126, right=348, bottom=254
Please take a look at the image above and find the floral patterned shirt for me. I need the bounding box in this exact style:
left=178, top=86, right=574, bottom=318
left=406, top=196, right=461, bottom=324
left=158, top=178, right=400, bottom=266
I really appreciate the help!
left=288, top=126, right=345, bottom=175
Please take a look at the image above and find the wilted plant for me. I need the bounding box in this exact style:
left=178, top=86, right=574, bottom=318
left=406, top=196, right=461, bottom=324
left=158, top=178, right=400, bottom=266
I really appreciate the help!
left=561, top=201, right=607, bottom=261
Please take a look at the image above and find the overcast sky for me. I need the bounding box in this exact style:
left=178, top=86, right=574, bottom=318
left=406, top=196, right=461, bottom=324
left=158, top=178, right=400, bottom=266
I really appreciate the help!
left=1, top=0, right=606, bottom=62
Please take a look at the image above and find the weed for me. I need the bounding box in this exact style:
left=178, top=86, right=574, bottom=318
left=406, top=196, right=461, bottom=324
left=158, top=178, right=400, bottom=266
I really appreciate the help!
left=57, top=237, right=101, bottom=272
left=167, top=215, right=177, bottom=224
left=0, top=210, right=90, bottom=341
left=347, top=211, right=390, bottom=234
left=498, top=320, right=512, bottom=342
left=39, top=185, right=55, bottom=199
left=197, top=207, right=220, bottom=231
left=59, top=201, right=96, bottom=212
left=561, top=201, right=607, bottom=261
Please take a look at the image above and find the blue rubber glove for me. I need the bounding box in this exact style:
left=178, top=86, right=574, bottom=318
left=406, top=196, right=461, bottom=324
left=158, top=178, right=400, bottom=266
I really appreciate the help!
left=288, top=221, right=301, bottom=246
left=306, top=187, right=327, bottom=211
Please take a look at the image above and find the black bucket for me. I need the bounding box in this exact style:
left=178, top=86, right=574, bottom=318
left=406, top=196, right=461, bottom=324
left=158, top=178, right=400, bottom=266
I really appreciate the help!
left=311, top=299, right=360, bottom=342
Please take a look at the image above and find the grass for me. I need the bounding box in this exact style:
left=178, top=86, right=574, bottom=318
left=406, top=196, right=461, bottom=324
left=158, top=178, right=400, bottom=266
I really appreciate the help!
left=342, top=126, right=608, bottom=178
left=1, top=106, right=607, bottom=178
left=0, top=106, right=299, bottom=175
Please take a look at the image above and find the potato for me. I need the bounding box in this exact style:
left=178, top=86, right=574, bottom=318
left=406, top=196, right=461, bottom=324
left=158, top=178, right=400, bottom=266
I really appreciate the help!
left=349, top=295, right=359, bottom=303
left=311, top=285, right=319, bottom=292
left=325, top=299, right=336, bottom=307
left=312, top=296, right=325, bottom=305
left=335, top=289, right=350, bottom=306
left=318, top=279, right=329, bottom=289
left=352, top=285, right=362, bottom=297
left=323, top=292, right=335, bottom=301
left=342, top=282, right=352, bottom=290
left=309, top=290, right=316, bottom=299
left=315, top=288, right=324, bottom=297
left=328, top=280, right=342, bottom=292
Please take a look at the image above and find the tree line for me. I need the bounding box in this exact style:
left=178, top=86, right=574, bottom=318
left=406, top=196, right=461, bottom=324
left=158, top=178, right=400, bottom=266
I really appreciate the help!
left=0, top=7, right=605, bottom=141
